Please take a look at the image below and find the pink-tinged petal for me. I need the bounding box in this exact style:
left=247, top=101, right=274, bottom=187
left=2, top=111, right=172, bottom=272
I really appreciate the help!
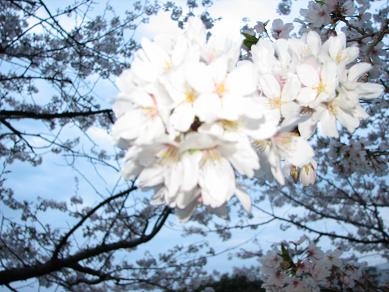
left=348, top=63, right=371, bottom=82
left=226, top=61, right=256, bottom=95
left=259, top=74, right=281, bottom=98
left=235, top=187, right=251, bottom=212
left=319, top=110, right=338, bottom=138
left=193, top=93, right=221, bottom=123
left=137, top=165, right=164, bottom=187
left=296, top=64, right=320, bottom=88
left=297, top=87, right=317, bottom=106
left=170, top=103, right=195, bottom=132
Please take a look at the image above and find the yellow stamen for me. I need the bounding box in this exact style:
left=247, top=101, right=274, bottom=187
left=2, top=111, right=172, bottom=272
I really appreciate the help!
left=326, top=101, right=337, bottom=114
left=164, top=60, right=172, bottom=71
left=269, top=97, right=282, bottom=109
left=253, top=140, right=271, bottom=152
left=316, top=81, right=326, bottom=94
left=335, top=53, right=344, bottom=64
left=143, top=106, right=158, bottom=117
left=215, top=83, right=225, bottom=96
left=221, top=119, right=239, bottom=130
left=290, top=165, right=299, bottom=183
left=185, top=88, right=197, bottom=103
left=158, top=145, right=178, bottom=162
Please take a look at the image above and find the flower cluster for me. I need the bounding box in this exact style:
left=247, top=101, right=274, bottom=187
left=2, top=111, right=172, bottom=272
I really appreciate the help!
left=111, top=18, right=383, bottom=221
left=260, top=237, right=365, bottom=291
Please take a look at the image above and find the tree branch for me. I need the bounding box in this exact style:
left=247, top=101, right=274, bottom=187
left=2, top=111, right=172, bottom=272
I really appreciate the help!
left=0, top=207, right=171, bottom=285
left=0, top=109, right=114, bottom=121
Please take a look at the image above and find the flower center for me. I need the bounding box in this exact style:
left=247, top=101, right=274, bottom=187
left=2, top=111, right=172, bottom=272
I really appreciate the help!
left=316, top=81, right=326, bottom=94
left=215, top=83, right=225, bottom=96
left=185, top=88, right=197, bottom=103
left=253, top=140, right=271, bottom=152
left=269, top=97, right=283, bottom=109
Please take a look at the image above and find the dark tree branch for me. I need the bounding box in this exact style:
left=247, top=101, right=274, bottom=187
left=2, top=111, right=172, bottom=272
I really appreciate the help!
left=51, top=186, right=137, bottom=260
left=0, top=109, right=114, bottom=121
left=0, top=206, right=171, bottom=285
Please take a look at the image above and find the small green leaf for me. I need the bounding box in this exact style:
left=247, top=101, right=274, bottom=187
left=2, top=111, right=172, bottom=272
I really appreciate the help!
left=242, top=32, right=259, bottom=49
left=315, top=0, right=326, bottom=5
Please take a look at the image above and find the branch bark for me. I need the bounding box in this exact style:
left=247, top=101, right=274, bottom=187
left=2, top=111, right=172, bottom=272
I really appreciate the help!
left=0, top=205, right=171, bottom=285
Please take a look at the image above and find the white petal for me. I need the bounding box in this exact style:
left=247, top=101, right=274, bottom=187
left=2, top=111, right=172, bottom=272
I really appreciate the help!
left=175, top=198, right=198, bottom=222
left=181, top=151, right=202, bottom=191
left=185, top=62, right=214, bottom=93
left=281, top=74, right=300, bottom=101
left=356, top=83, right=384, bottom=99
left=285, top=137, right=314, bottom=167
left=348, top=63, right=371, bottom=82
left=235, top=187, right=252, bottom=212
left=170, top=103, right=195, bottom=132
left=193, top=93, right=221, bottom=123
left=306, top=31, right=321, bottom=56
left=321, top=61, right=338, bottom=94
left=296, top=64, right=320, bottom=88
left=336, top=108, right=359, bottom=133
left=111, top=110, right=144, bottom=142
left=138, top=165, right=164, bottom=187
left=141, top=38, right=170, bottom=70
left=281, top=102, right=300, bottom=121
left=298, top=116, right=318, bottom=139
left=297, top=87, right=317, bottom=106
left=221, top=140, right=259, bottom=177
left=164, top=162, right=183, bottom=198
left=259, top=74, right=281, bottom=98
left=199, top=158, right=235, bottom=208
left=319, top=110, right=338, bottom=138
left=328, top=33, right=345, bottom=61
left=226, top=61, right=256, bottom=95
